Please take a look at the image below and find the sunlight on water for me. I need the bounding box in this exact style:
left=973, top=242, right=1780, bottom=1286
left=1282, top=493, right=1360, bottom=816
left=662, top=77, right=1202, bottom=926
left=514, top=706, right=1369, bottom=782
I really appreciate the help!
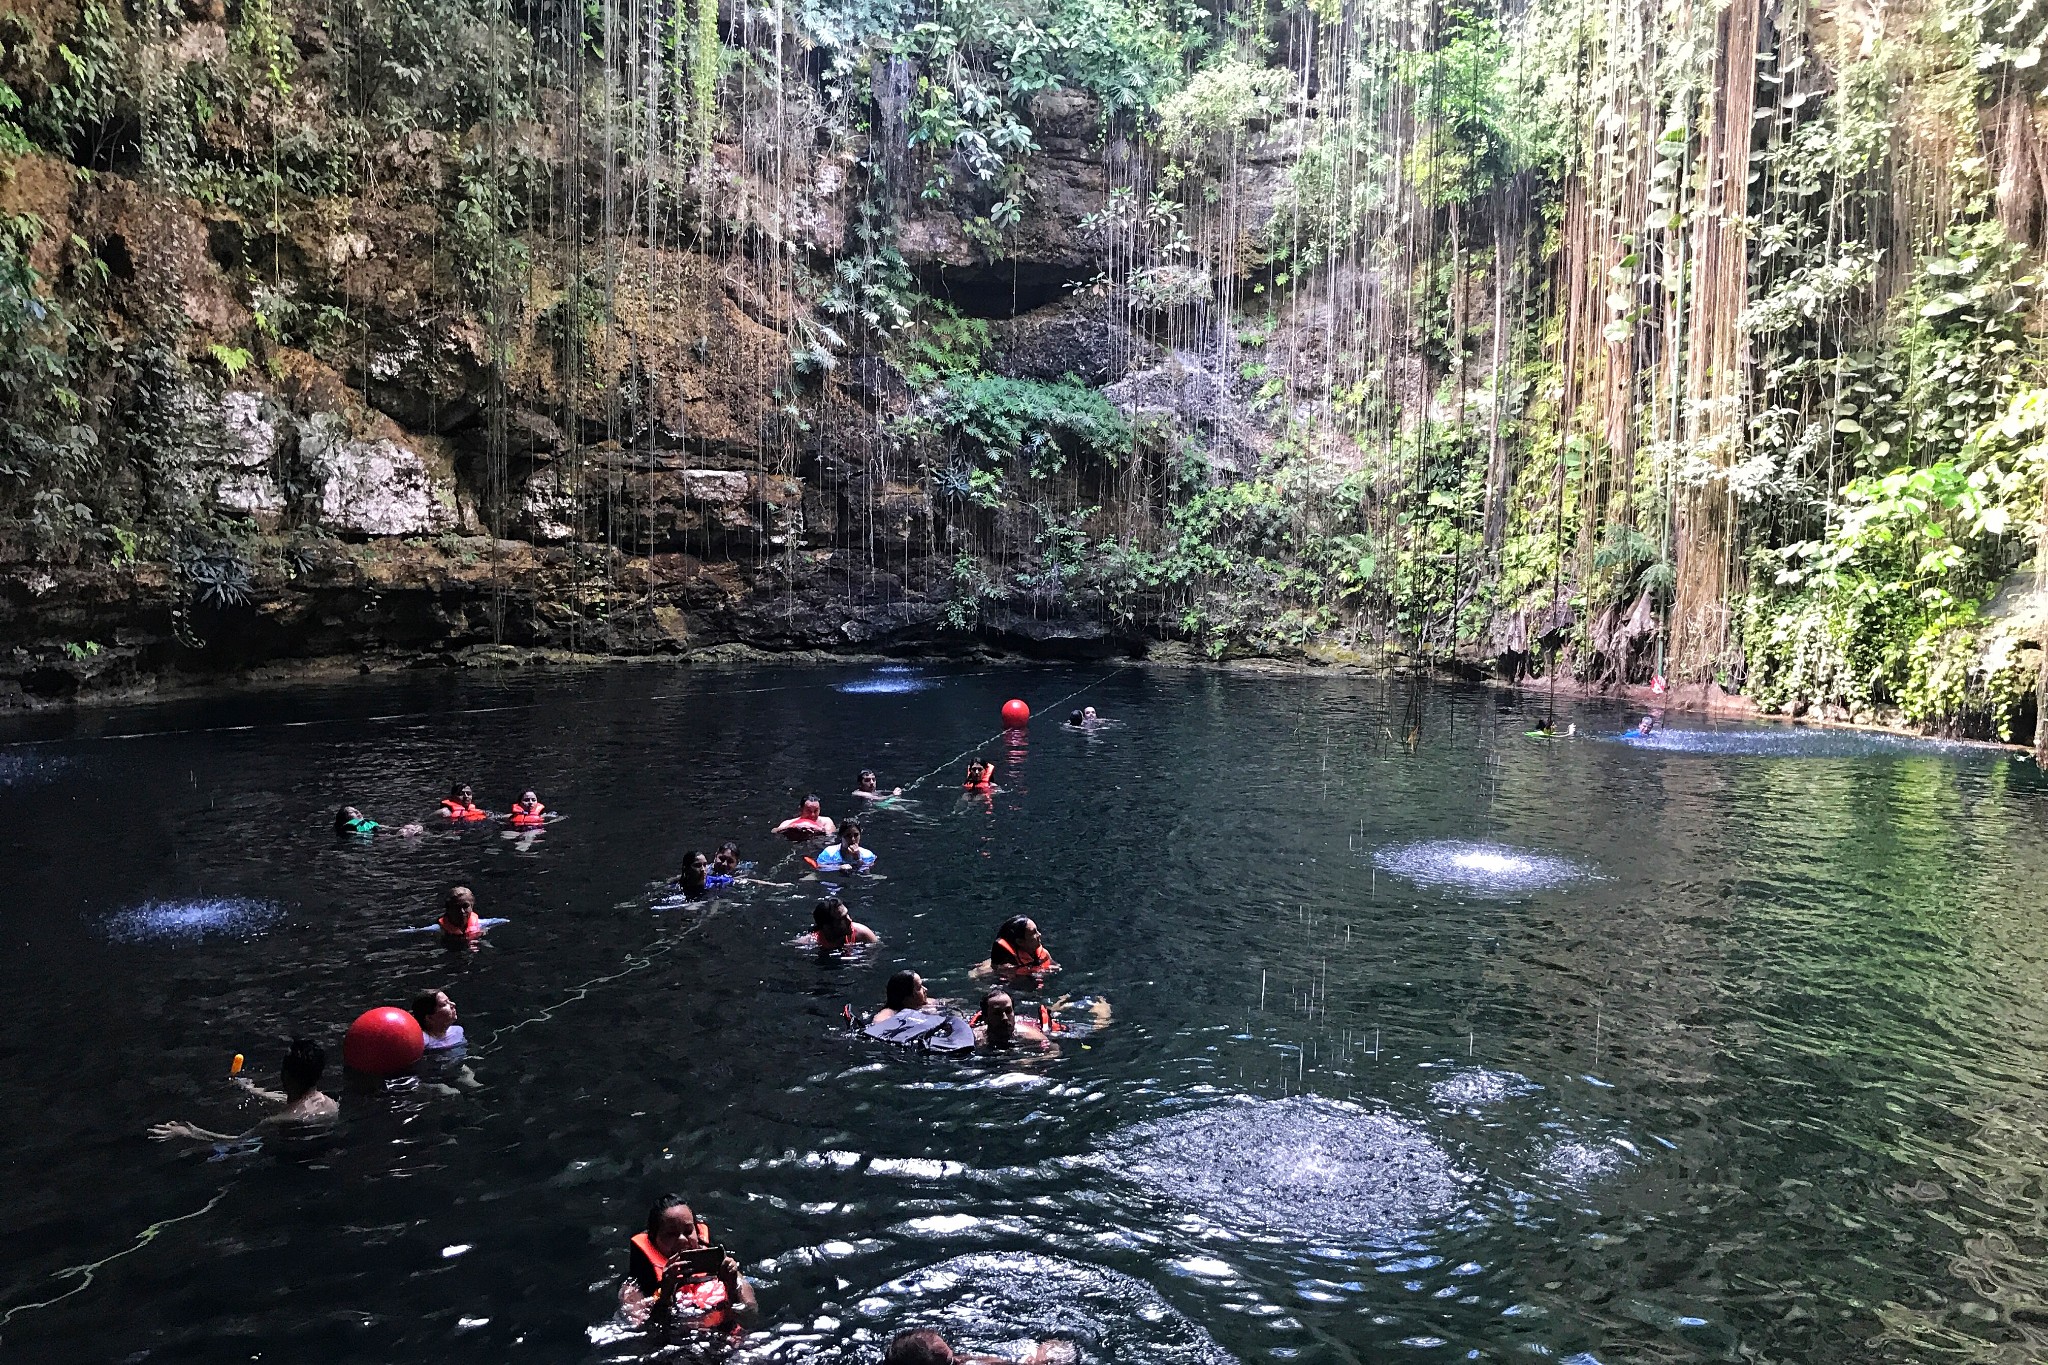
left=1373, top=840, right=1591, bottom=894
left=1428, top=1067, right=1539, bottom=1109
left=1116, top=1096, right=1468, bottom=1241
left=835, top=667, right=933, bottom=695
left=102, top=897, right=283, bottom=943
left=0, top=752, right=68, bottom=787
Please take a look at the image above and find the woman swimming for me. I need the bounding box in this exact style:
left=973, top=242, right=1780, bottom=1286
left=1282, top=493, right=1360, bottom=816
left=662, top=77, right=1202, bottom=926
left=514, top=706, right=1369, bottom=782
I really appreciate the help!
left=985, top=915, right=1058, bottom=982
left=962, top=759, right=995, bottom=790
left=508, top=791, right=548, bottom=827
left=808, top=896, right=877, bottom=951
left=410, top=989, right=466, bottom=1051
left=335, top=806, right=423, bottom=837
left=675, top=851, right=711, bottom=899
left=440, top=783, right=487, bottom=819
left=814, top=819, right=876, bottom=870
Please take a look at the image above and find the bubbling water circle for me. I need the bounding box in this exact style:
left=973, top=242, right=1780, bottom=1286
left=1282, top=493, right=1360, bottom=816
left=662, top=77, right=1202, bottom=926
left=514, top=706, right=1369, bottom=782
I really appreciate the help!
left=1373, top=840, right=1591, bottom=895
left=1113, top=1095, right=1469, bottom=1242
left=103, top=897, right=283, bottom=944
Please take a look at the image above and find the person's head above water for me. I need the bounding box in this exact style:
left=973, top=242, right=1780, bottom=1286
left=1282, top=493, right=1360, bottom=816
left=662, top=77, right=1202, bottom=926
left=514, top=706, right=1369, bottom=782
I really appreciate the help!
left=449, top=782, right=472, bottom=802
left=644, top=1193, right=711, bottom=1258
left=410, top=989, right=457, bottom=1036
left=334, top=805, right=364, bottom=833
left=280, top=1036, right=326, bottom=1099
left=679, top=851, right=709, bottom=890
left=839, top=819, right=862, bottom=848
left=445, top=885, right=475, bottom=913
left=713, top=841, right=740, bottom=872
left=520, top=790, right=539, bottom=805
left=996, top=914, right=1041, bottom=952
left=813, top=896, right=854, bottom=943
left=883, top=1329, right=958, bottom=1365
left=1069, top=710, right=1084, bottom=726
left=981, top=989, right=1018, bottom=1045
left=801, top=795, right=822, bottom=816
left=885, top=969, right=927, bottom=1011
left=857, top=770, right=878, bottom=792
left=1083, top=706, right=1098, bottom=721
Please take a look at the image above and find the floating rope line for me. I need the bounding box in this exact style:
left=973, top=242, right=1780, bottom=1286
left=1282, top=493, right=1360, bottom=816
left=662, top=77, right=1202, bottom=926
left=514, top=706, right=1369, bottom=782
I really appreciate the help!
left=475, top=903, right=734, bottom=1052
left=895, top=665, right=1131, bottom=795
left=0, top=1185, right=233, bottom=1336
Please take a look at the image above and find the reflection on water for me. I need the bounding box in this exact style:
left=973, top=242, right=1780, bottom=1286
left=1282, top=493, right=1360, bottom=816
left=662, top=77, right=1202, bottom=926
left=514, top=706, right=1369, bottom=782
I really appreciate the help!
left=1610, top=723, right=1984, bottom=758
left=0, top=667, right=2045, bottom=1365
left=835, top=667, right=934, bottom=695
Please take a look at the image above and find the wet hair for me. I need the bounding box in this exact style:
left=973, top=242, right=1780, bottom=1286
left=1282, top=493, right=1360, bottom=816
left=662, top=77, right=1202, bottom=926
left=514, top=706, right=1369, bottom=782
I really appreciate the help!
left=883, top=1329, right=955, bottom=1365
left=445, top=885, right=475, bottom=913
left=885, top=970, right=923, bottom=1010
left=996, top=914, right=1036, bottom=944
left=333, top=807, right=358, bottom=834
left=409, top=990, right=447, bottom=1026
left=679, top=853, right=708, bottom=887
left=803, top=794, right=822, bottom=808
left=840, top=819, right=862, bottom=844
left=859, top=770, right=876, bottom=783
left=449, top=782, right=469, bottom=797
left=814, top=896, right=852, bottom=932
left=1069, top=710, right=1084, bottom=726
left=280, top=1036, right=325, bottom=1096
left=717, top=840, right=739, bottom=856
left=646, top=1192, right=693, bottom=1238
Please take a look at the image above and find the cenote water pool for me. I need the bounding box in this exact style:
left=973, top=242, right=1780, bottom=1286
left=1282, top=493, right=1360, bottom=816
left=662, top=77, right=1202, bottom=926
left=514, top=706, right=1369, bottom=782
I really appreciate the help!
left=3, top=664, right=2047, bottom=1364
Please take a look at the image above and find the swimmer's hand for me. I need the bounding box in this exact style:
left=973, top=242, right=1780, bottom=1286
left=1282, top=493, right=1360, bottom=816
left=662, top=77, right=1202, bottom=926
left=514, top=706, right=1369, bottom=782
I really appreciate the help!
left=398, top=822, right=424, bottom=837
left=231, top=1075, right=287, bottom=1104
left=149, top=1120, right=237, bottom=1142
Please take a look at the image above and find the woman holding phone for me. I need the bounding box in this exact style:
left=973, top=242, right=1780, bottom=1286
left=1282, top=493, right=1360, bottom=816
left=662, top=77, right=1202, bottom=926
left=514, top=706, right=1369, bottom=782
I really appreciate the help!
left=621, top=1194, right=758, bottom=1329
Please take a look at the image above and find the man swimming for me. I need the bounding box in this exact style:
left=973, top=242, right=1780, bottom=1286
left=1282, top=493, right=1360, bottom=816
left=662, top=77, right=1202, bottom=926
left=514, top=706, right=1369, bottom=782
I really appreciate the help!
left=772, top=796, right=836, bottom=839
left=621, top=1193, right=757, bottom=1329
left=853, top=770, right=902, bottom=801
left=976, top=989, right=1048, bottom=1049
left=149, top=1036, right=339, bottom=1146
left=809, top=896, right=877, bottom=951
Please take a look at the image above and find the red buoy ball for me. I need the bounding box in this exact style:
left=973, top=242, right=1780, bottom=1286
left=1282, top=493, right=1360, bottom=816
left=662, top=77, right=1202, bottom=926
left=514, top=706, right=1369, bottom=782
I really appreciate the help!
left=342, top=1006, right=425, bottom=1076
left=1001, top=698, right=1031, bottom=728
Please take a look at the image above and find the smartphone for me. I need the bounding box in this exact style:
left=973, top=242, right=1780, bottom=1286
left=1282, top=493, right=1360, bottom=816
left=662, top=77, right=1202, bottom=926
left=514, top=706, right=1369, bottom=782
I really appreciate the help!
left=667, top=1244, right=727, bottom=1276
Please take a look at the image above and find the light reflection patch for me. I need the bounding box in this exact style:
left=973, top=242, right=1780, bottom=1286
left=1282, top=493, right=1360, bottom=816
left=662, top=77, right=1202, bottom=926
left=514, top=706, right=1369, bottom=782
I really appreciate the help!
left=1610, top=726, right=1976, bottom=758
left=1373, top=840, right=1589, bottom=894
left=835, top=668, right=932, bottom=695
left=103, top=897, right=283, bottom=944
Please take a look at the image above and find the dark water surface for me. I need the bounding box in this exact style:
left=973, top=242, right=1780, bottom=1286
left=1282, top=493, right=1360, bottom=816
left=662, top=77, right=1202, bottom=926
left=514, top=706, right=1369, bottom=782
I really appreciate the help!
left=3, top=663, right=2047, bottom=1364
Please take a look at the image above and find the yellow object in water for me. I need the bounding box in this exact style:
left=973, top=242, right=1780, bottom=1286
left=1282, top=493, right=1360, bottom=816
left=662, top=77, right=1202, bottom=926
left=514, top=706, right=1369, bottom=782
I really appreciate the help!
left=230, top=1053, right=244, bottom=1075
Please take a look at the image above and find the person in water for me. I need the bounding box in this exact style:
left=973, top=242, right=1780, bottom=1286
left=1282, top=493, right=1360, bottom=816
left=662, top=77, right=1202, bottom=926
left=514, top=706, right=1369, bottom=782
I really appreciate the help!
left=410, top=989, right=466, bottom=1050
left=1067, top=709, right=1085, bottom=728
left=621, top=1193, right=758, bottom=1329
left=976, top=989, right=1048, bottom=1049
left=149, top=1036, right=339, bottom=1145
left=872, top=970, right=929, bottom=1025
left=772, top=796, right=836, bottom=839
left=984, top=915, right=1057, bottom=981
left=1638, top=713, right=1659, bottom=735
left=853, top=770, right=902, bottom=801
left=1082, top=706, right=1099, bottom=725
left=440, top=783, right=486, bottom=819
left=962, top=759, right=995, bottom=789
left=439, top=885, right=485, bottom=941
left=676, top=851, right=712, bottom=898
left=809, top=896, right=877, bottom=951
left=335, top=806, right=423, bottom=837
left=883, top=1329, right=1062, bottom=1365
left=710, top=841, right=743, bottom=883
left=815, top=819, right=876, bottom=870
left=508, top=790, right=547, bottom=826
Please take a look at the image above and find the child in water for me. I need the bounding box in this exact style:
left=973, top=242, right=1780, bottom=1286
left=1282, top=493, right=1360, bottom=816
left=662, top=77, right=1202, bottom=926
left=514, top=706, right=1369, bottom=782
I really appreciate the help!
left=508, top=791, right=548, bottom=826
left=439, top=885, right=485, bottom=941
left=335, top=806, right=423, bottom=837
left=814, top=819, right=876, bottom=870
left=410, top=989, right=466, bottom=1050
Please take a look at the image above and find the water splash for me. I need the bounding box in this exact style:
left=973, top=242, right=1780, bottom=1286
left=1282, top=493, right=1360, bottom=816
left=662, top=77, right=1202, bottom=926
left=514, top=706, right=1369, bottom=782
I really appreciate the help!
left=1373, top=840, right=1591, bottom=895
left=1540, top=1138, right=1631, bottom=1184
left=0, top=752, right=70, bottom=788
left=1429, top=1067, right=1539, bottom=1108
left=102, top=898, right=283, bottom=944
left=835, top=668, right=933, bottom=695
left=752, top=1251, right=1239, bottom=1365
left=1114, top=1095, right=1468, bottom=1241
left=1609, top=725, right=1982, bottom=759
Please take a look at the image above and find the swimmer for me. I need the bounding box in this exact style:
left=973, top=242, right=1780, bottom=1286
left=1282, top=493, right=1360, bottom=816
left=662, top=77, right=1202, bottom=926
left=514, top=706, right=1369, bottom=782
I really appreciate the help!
left=149, top=1036, right=339, bottom=1145
left=508, top=790, right=547, bottom=826
left=884, top=1328, right=1064, bottom=1365
left=983, top=915, right=1058, bottom=981
left=410, top=989, right=466, bottom=1051
left=853, top=770, right=902, bottom=801
left=809, top=896, right=877, bottom=951
left=1067, top=709, right=1085, bottom=728
left=439, top=885, right=484, bottom=940
left=962, top=759, right=995, bottom=789
left=335, top=805, right=423, bottom=837
left=814, top=818, right=876, bottom=870
left=976, top=989, right=1048, bottom=1049
left=872, top=969, right=928, bottom=1025
left=711, top=841, right=743, bottom=882
left=621, top=1193, right=758, bottom=1329
left=675, top=851, right=711, bottom=899
left=772, top=796, right=837, bottom=840
left=1638, top=714, right=1658, bottom=735
left=440, top=783, right=486, bottom=819
left=1082, top=706, right=1100, bottom=725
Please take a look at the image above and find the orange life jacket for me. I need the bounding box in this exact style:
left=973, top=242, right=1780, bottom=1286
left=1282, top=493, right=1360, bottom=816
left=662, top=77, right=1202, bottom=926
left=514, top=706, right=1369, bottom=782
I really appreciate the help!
left=442, top=799, right=486, bottom=820
left=992, top=937, right=1052, bottom=973
left=440, top=909, right=481, bottom=938
left=630, top=1233, right=732, bottom=1316
left=509, top=802, right=546, bottom=827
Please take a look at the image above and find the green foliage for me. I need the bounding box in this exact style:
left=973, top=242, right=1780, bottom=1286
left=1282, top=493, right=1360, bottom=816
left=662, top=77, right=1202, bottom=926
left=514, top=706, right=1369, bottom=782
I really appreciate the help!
left=1402, top=4, right=1517, bottom=207
left=0, top=213, right=107, bottom=556
left=1154, top=58, right=1289, bottom=167
left=909, top=373, right=1130, bottom=476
